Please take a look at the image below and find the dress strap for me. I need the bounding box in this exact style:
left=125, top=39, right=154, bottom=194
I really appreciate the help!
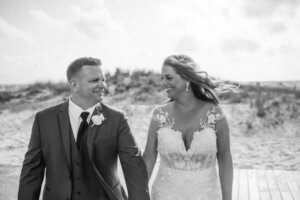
left=153, top=108, right=175, bottom=128
left=200, top=106, right=225, bottom=130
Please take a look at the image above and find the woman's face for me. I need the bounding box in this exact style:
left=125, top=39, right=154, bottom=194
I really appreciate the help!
left=161, top=65, right=186, bottom=99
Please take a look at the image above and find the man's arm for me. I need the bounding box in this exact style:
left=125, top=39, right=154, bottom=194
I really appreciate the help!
left=117, top=113, right=150, bottom=200
left=18, top=114, right=45, bottom=200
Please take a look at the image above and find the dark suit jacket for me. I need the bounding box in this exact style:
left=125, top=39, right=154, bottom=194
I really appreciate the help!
left=18, top=101, right=150, bottom=200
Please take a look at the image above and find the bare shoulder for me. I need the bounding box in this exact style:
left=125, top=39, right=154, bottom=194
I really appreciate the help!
left=209, top=104, right=229, bottom=135
left=150, top=102, right=176, bottom=128
left=203, top=102, right=225, bottom=119
left=152, top=101, right=173, bottom=116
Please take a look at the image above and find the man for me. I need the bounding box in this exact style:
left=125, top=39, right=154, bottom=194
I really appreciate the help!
left=18, top=57, right=150, bottom=200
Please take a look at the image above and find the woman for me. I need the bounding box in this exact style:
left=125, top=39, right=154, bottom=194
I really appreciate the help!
left=142, top=55, right=233, bottom=200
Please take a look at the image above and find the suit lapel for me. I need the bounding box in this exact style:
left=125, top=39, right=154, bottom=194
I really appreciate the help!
left=58, top=101, right=71, bottom=172
left=86, top=103, right=106, bottom=161
left=86, top=103, right=119, bottom=200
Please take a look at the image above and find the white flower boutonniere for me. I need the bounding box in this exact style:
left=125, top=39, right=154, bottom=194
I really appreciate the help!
left=91, top=105, right=105, bottom=127
left=157, top=114, right=167, bottom=124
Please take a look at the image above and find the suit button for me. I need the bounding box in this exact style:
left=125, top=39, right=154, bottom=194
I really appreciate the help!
left=77, top=191, right=81, bottom=195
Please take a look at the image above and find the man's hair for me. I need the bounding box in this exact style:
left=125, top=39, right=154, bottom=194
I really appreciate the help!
left=66, top=57, right=101, bottom=81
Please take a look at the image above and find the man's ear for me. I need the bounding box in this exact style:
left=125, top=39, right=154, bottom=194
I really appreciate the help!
left=69, top=79, right=79, bottom=93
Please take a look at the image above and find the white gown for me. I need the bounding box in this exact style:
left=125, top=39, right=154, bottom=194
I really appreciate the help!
left=151, top=107, right=222, bottom=200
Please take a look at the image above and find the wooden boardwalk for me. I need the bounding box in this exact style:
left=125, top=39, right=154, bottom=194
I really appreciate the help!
left=2, top=168, right=299, bottom=200
left=233, top=169, right=300, bottom=200
left=146, top=168, right=300, bottom=200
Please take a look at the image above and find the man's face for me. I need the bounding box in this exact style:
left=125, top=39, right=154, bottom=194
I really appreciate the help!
left=74, top=65, right=106, bottom=105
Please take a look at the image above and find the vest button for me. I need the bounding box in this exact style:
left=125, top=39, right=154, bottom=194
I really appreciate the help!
left=77, top=191, right=81, bottom=195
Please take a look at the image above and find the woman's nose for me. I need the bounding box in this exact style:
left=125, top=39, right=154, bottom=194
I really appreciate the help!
left=161, top=79, right=168, bottom=89
left=161, top=77, right=166, bottom=85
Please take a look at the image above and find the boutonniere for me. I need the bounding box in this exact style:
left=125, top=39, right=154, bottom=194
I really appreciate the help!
left=91, top=105, right=105, bottom=127
left=157, top=114, right=166, bottom=123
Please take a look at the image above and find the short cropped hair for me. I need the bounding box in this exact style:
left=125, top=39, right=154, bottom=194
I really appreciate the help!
left=66, top=57, right=101, bottom=81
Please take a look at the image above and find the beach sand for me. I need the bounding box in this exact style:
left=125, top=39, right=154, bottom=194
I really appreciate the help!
left=0, top=99, right=299, bottom=199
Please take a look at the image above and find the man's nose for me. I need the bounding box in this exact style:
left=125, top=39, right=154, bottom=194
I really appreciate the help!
left=97, top=81, right=106, bottom=88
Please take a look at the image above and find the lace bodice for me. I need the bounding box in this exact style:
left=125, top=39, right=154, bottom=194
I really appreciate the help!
left=151, top=106, right=224, bottom=200
left=154, top=107, right=223, bottom=171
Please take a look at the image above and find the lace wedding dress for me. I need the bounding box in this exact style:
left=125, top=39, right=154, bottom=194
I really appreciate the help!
left=151, top=107, right=223, bottom=200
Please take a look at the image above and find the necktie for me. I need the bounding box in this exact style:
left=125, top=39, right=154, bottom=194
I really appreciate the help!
left=76, top=112, right=89, bottom=150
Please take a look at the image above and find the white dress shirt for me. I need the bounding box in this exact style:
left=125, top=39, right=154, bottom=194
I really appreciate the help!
left=68, top=97, right=100, bottom=141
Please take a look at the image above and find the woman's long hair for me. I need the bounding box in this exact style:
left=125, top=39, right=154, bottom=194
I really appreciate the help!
left=163, top=55, right=236, bottom=105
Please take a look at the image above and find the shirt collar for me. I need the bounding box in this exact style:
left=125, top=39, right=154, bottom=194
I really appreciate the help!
left=69, top=96, right=101, bottom=120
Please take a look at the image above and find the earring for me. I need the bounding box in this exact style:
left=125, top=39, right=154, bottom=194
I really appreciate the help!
left=185, top=82, right=190, bottom=92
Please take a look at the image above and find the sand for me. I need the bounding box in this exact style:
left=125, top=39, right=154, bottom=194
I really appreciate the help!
left=0, top=99, right=299, bottom=199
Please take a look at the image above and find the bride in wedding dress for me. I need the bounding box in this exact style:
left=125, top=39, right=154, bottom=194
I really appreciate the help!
left=142, top=55, right=233, bottom=200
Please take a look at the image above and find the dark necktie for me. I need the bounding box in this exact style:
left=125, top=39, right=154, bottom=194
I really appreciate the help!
left=76, top=112, right=89, bottom=150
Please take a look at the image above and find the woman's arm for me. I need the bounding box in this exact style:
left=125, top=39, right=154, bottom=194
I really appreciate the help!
left=216, top=109, right=233, bottom=200
left=142, top=110, right=160, bottom=179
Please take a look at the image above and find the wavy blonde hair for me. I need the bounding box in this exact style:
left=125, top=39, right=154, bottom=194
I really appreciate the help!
left=163, top=54, right=237, bottom=104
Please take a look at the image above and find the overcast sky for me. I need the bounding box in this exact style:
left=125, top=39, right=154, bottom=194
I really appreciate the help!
left=0, top=0, right=300, bottom=84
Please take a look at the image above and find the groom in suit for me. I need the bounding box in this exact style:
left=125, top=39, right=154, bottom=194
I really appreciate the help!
left=18, top=57, right=150, bottom=200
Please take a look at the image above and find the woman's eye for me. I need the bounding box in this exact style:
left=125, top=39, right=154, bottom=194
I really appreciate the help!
left=90, top=79, right=100, bottom=83
left=161, top=76, right=172, bottom=81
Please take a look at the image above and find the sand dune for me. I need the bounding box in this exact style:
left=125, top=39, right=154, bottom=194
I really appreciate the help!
left=0, top=97, right=299, bottom=199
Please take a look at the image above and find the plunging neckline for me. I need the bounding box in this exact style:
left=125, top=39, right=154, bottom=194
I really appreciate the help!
left=156, top=105, right=220, bottom=153
left=168, top=104, right=210, bottom=152
left=167, top=127, right=210, bottom=153
left=159, top=126, right=216, bottom=155
left=171, top=128, right=197, bottom=152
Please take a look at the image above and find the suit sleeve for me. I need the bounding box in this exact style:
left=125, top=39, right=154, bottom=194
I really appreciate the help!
left=117, top=112, right=150, bottom=200
left=18, top=113, right=45, bottom=200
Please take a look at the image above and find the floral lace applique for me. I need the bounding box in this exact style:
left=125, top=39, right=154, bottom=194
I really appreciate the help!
left=154, top=108, right=175, bottom=128
left=200, top=106, right=224, bottom=130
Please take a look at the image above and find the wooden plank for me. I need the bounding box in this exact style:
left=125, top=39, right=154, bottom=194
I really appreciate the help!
left=257, top=169, right=271, bottom=200
left=284, top=171, right=300, bottom=200
left=274, top=170, right=294, bottom=200
left=266, top=170, right=282, bottom=200
left=238, top=169, right=249, bottom=200
left=232, top=169, right=239, bottom=200
left=290, top=171, right=300, bottom=189
left=248, top=169, right=260, bottom=200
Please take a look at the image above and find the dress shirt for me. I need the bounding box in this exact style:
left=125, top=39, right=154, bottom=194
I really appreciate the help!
left=68, top=97, right=100, bottom=141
